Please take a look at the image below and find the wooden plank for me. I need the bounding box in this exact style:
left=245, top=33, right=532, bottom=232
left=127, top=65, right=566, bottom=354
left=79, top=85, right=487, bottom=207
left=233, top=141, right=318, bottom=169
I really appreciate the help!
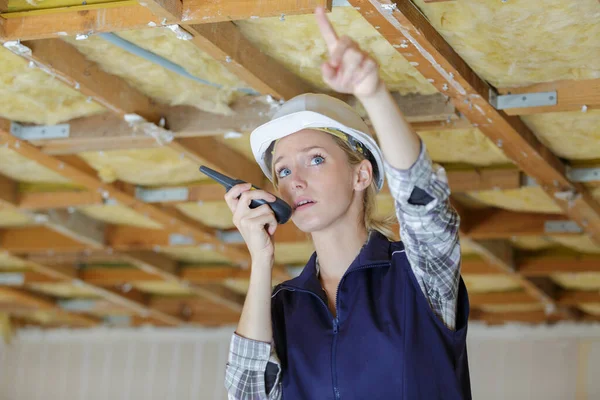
left=460, top=257, right=500, bottom=275
left=0, top=226, right=90, bottom=253
left=43, top=209, right=106, bottom=247
left=119, top=250, right=178, bottom=275
left=446, top=168, right=521, bottom=192
left=519, top=253, right=600, bottom=276
left=0, top=0, right=330, bottom=41
left=498, top=79, right=600, bottom=115
left=19, top=190, right=102, bottom=210
left=30, top=93, right=461, bottom=155
left=466, top=210, right=579, bottom=239
left=0, top=120, right=250, bottom=265
left=0, top=172, right=18, bottom=207
left=182, top=0, right=331, bottom=24
left=14, top=166, right=522, bottom=211
left=169, top=137, right=264, bottom=185
left=80, top=268, right=162, bottom=285
left=558, top=291, right=600, bottom=306
left=6, top=38, right=162, bottom=122
left=136, top=0, right=181, bottom=22
left=0, top=286, right=98, bottom=326
left=470, top=310, right=550, bottom=324
left=349, top=0, right=600, bottom=245
left=186, top=22, right=315, bottom=100
left=469, top=291, right=537, bottom=306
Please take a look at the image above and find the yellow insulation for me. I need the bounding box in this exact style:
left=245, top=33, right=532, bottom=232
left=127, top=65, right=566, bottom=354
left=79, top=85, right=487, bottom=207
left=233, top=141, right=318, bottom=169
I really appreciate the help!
left=580, top=304, right=600, bottom=316
left=466, top=187, right=563, bottom=214
left=414, top=0, right=600, bottom=87
left=275, top=242, right=315, bottom=265
left=132, top=281, right=193, bottom=295
left=176, top=202, right=235, bottom=229
left=551, top=273, right=600, bottom=291
left=67, top=27, right=248, bottom=115
left=159, top=246, right=233, bottom=264
left=551, top=236, right=600, bottom=254
left=215, top=134, right=255, bottom=162
left=522, top=110, right=600, bottom=160
left=0, top=208, right=33, bottom=227
left=78, top=205, right=163, bottom=229
left=27, top=282, right=99, bottom=298
left=0, top=148, right=72, bottom=183
left=510, top=236, right=556, bottom=251
left=0, top=48, right=105, bottom=124
left=0, top=252, right=28, bottom=270
left=418, top=129, right=511, bottom=166
left=79, top=148, right=206, bottom=185
left=462, top=275, right=521, bottom=293
left=236, top=7, right=436, bottom=95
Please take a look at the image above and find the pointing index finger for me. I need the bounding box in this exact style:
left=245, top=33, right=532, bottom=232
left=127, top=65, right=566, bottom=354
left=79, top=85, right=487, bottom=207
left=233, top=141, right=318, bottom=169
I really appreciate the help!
left=315, top=6, right=338, bottom=54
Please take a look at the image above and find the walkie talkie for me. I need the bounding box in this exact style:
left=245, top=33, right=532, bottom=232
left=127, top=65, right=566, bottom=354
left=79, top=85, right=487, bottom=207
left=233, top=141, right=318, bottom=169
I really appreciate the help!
left=199, top=165, right=292, bottom=224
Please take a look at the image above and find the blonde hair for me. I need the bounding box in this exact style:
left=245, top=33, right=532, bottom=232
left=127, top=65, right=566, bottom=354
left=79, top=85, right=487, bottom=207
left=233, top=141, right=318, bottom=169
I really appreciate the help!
left=269, top=134, right=397, bottom=241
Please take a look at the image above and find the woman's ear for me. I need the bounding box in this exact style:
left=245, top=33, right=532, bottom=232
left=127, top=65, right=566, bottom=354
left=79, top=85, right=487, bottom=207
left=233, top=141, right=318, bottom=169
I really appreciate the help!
left=354, top=160, right=373, bottom=192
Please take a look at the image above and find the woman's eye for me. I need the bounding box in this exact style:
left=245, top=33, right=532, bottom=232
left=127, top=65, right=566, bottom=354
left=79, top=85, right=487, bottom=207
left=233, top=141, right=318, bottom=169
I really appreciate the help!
left=311, top=156, right=325, bottom=165
left=278, top=168, right=291, bottom=178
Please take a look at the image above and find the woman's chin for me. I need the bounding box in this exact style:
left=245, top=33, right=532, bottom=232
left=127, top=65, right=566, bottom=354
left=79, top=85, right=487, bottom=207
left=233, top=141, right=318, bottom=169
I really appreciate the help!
left=292, top=213, right=334, bottom=234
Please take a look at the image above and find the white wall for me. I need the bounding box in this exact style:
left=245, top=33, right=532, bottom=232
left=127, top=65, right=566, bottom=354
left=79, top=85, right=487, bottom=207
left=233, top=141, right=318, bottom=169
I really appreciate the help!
left=1, top=323, right=600, bottom=400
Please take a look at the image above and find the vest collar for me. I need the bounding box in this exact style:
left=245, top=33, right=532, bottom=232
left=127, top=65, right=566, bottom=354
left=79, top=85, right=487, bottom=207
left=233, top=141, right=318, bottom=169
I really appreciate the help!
left=281, top=231, right=392, bottom=295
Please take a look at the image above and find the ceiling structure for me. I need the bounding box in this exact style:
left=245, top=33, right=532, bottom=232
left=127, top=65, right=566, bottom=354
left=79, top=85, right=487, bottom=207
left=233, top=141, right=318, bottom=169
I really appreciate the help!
left=0, top=0, right=599, bottom=334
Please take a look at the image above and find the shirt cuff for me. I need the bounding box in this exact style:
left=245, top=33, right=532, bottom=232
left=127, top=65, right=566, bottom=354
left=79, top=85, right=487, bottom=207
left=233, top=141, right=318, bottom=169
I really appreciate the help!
left=229, top=333, right=272, bottom=372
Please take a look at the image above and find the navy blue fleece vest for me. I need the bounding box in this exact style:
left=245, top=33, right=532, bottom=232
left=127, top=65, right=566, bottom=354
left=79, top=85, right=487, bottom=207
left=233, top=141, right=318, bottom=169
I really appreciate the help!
left=271, top=232, right=471, bottom=400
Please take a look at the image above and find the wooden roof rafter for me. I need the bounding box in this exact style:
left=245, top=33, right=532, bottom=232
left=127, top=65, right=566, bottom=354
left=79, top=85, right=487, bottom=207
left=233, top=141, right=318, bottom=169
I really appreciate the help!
left=0, top=0, right=333, bottom=41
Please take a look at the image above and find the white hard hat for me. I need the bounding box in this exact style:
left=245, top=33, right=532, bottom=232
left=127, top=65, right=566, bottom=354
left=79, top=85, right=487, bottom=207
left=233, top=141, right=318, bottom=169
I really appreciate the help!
left=250, top=93, right=385, bottom=192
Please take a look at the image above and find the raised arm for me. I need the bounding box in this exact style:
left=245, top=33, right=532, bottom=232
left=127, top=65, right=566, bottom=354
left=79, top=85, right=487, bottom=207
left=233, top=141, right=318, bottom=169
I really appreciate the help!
left=315, top=7, right=461, bottom=330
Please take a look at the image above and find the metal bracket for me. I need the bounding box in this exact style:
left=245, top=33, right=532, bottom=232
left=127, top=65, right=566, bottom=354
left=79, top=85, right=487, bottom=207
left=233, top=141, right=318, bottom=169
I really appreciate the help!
left=10, top=122, right=70, bottom=140
left=104, top=315, right=132, bottom=327
left=168, top=233, right=195, bottom=246
left=135, top=187, right=189, bottom=203
left=544, top=221, right=583, bottom=234
left=58, top=299, right=97, bottom=311
left=0, top=273, right=25, bottom=286
left=489, top=89, right=557, bottom=110
left=217, top=230, right=244, bottom=244
left=567, top=167, right=600, bottom=183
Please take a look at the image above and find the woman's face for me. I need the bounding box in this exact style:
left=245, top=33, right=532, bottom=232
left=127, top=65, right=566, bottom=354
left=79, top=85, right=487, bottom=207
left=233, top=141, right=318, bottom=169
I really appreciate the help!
left=272, top=129, right=371, bottom=233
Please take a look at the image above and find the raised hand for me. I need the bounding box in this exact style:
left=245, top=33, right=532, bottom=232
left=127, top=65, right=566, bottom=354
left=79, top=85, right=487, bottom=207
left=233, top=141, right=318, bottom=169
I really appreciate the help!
left=315, top=6, right=382, bottom=98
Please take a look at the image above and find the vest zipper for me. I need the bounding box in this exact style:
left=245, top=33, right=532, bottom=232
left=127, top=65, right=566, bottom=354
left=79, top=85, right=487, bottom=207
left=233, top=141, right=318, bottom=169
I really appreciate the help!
left=276, top=261, right=390, bottom=400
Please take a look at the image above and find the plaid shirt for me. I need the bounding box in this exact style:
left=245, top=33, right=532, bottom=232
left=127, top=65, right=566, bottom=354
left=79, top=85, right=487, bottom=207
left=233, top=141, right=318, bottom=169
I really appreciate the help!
left=225, top=142, right=461, bottom=399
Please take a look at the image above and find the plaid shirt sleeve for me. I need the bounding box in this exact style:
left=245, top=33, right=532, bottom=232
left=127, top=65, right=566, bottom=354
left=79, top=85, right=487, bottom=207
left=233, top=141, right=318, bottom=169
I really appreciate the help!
left=225, top=333, right=282, bottom=400
left=384, top=140, right=461, bottom=330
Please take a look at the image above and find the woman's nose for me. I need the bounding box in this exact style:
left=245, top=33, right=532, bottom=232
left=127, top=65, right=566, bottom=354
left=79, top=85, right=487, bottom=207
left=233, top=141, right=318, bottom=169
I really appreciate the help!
left=290, top=173, right=307, bottom=190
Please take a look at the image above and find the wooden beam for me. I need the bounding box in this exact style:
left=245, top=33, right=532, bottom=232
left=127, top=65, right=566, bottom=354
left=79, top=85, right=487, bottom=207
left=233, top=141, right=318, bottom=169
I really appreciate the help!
left=446, top=168, right=521, bottom=193
left=519, top=253, right=600, bottom=276
left=19, top=190, right=102, bottom=210
left=30, top=92, right=464, bottom=155
left=169, top=137, right=265, bottom=185
left=0, top=287, right=98, bottom=326
left=136, top=0, right=182, bottom=22
left=466, top=209, right=579, bottom=239
left=4, top=39, right=161, bottom=122
left=119, top=250, right=178, bottom=275
left=498, top=79, right=600, bottom=115
left=43, top=209, right=106, bottom=248
left=0, top=173, right=18, bottom=207
left=185, top=22, right=315, bottom=100
left=0, top=120, right=250, bottom=265
left=15, top=167, right=523, bottom=212
left=558, top=291, right=600, bottom=306
left=0, top=226, right=90, bottom=253
left=0, top=0, right=330, bottom=41
left=469, top=291, right=537, bottom=306
left=349, top=0, right=600, bottom=245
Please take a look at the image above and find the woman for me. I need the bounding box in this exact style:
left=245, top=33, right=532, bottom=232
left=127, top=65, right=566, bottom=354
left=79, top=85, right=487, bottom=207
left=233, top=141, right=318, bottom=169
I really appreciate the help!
left=224, top=7, right=470, bottom=400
